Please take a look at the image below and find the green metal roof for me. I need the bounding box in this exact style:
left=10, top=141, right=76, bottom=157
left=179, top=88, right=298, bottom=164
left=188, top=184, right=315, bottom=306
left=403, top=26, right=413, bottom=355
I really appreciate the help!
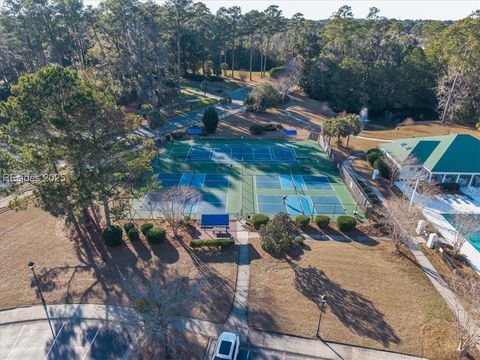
left=380, top=134, right=480, bottom=173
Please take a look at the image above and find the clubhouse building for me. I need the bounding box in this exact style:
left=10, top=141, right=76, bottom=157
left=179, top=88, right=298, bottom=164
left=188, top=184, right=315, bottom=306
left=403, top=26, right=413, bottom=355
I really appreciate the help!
left=380, top=134, right=480, bottom=190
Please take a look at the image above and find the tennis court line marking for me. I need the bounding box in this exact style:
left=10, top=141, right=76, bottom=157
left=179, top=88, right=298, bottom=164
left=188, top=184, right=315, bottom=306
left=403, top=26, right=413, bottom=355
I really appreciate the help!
left=81, top=325, right=102, bottom=360
left=225, top=174, right=230, bottom=214
left=288, top=143, right=300, bottom=163
left=184, top=145, right=193, bottom=163
left=43, top=322, right=65, bottom=360
left=5, top=325, right=25, bottom=360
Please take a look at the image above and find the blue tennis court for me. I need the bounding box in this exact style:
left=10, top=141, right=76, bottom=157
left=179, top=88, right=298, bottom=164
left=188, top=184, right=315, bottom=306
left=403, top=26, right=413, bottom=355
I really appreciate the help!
left=185, top=144, right=298, bottom=163
left=158, top=173, right=229, bottom=189
left=256, top=194, right=345, bottom=215
left=255, top=175, right=331, bottom=190
left=140, top=190, right=228, bottom=214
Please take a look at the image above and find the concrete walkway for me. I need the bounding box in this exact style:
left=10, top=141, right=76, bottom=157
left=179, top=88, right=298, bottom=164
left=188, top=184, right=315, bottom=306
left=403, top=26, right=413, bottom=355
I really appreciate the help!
left=353, top=135, right=393, bottom=143
left=225, top=223, right=250, bottom=330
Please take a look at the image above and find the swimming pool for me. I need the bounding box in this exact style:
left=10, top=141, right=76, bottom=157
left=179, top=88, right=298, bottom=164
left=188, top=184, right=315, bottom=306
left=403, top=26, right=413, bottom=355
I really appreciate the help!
left=442, top=213, right=480, bottom=252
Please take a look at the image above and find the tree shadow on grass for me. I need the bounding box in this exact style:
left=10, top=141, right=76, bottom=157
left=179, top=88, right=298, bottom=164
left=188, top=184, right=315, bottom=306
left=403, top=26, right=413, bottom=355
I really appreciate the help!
left=289, top=261, right=401, bottom=347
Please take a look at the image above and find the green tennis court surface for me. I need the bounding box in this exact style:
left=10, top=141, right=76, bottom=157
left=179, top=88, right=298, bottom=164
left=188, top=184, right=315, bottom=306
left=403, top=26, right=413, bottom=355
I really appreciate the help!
left=131, top=139, right=360, bottom=220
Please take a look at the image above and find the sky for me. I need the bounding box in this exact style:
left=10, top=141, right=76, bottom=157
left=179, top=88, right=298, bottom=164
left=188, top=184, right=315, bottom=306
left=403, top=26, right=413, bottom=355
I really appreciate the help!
left=191, top=1, right=479, bottom=20
left=82, top=0, right=479, bottom=20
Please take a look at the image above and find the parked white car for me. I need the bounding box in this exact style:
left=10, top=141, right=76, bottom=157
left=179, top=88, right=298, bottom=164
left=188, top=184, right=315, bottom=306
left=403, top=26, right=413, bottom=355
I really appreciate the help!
left=212, top=332, right=240, bottom=360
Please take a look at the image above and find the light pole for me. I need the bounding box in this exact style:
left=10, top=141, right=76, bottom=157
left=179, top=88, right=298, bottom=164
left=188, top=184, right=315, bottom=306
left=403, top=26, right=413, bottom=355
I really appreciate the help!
left=408, top=178, right=421, bottom=211
left=28, top=261, right=56, bottom=339
left=316, top=294, right=328, bottom=339
left=28, top=261, right=47, bottom=308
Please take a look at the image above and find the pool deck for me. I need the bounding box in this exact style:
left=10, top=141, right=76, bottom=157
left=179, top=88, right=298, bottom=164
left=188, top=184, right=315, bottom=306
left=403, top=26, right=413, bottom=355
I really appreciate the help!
left=397, top=181, right=480, bottom=274
left=423, top=209, right=480, bottom=274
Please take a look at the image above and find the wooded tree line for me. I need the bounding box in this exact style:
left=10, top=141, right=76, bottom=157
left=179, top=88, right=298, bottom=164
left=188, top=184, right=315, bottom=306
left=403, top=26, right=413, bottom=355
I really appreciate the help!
left=302, top=6, right=480, bottom=125
left=0, top=1, right=479, bottom=123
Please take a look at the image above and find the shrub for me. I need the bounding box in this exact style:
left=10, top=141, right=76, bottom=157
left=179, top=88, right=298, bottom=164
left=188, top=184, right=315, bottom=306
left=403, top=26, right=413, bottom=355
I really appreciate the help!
left=180, top=215, right=191, bottom=227
left=146, top=226, right=166, bottom=243
left=259, top=212, right=296, bottom=255
left=103, top=225, right=123, bottom=247
left=367, top=151, right=382, bottom=166
left=141, top=103, right=153, bottom=113
left=190, top=238, right=235, bottom=249
left=437, top=182, right=460, bottom=192
left=249, top=124, right=265, bottom=135
left=374, top=158, right=390, bottom=178
left=245, top=83, right=283, bottom=112
left=269, top=65, right=286, bottom=78
left=127, top=228, right=140, bottom=241
left=293, top=236, right=304, bottom=245
left=134, top=297, right=151, bottom=314
left=315, top=215, right=330, bottom=229
left=124, top=222, right=135, bottom=232
left=140, top=223, right=154, bottom=235
left=171, top=129, right=186, bottom=140
left=264, top=124, right=277, bottom=131
left=295, top=215, right=310, bottom=228
left=336, top=216, right=357, bottom=232
left=366, top=148, right=382, bottom=155
left=202, top=107, right=219, bottom=133
left=147, top=110, right=165, bottom=128
left=252, top=214, right=269, bottom=230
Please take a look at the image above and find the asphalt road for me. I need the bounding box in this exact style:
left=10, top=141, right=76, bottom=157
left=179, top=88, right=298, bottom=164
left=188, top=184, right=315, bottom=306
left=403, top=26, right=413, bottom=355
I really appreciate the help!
left=236, top=347, right=323, bottom=360
left=206, top=338, right=325, bottom=360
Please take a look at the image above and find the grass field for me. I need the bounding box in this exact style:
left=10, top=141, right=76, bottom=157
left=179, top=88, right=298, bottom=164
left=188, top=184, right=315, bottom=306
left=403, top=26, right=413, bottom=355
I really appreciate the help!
left=0, top=206, right=237, bottom=323
left=138, top=139, right=359, bottom=220
left=247, top=237, right=467, bottom=359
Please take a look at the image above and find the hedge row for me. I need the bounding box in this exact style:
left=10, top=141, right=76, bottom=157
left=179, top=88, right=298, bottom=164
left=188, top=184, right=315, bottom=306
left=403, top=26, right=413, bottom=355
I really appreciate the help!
left=103, top=222, right=166, bottom=246
left=190, top=238, right=235, bottom=248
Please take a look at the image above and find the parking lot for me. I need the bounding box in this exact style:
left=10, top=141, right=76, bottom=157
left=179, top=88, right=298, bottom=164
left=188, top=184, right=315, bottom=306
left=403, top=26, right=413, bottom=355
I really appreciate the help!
left=0, top=319, right=135, bottom=360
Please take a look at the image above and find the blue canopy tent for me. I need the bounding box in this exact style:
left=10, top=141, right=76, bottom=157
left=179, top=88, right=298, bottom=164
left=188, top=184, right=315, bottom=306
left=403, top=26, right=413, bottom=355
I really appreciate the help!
left=187, top=128, right=203, bottom=135
left=282, top=129, right=297, bottom=136
left=201, top=214, right=229, bottom=228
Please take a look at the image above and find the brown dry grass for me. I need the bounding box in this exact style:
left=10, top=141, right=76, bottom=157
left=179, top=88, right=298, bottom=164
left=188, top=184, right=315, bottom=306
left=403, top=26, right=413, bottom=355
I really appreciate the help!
left=0, top=206, right=237, bottom=323
left=215, top=92, right=330, bottom=140
left=361, top=121, right=480, bottom=140
left=248, top=237, right=463, bottom=358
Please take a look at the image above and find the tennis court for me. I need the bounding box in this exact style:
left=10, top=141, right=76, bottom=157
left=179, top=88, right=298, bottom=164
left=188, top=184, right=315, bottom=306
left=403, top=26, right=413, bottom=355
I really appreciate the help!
left=139, top=139, right=361, bottom=220
left=158, top=173, right=229, bottom=189
left=256, top=194, right=346, bottom=216
left=138, top=190, right=228, bottom=215
left=185, top=144, right=298, bottom=163
left=255, top=174, right=331, bottom=190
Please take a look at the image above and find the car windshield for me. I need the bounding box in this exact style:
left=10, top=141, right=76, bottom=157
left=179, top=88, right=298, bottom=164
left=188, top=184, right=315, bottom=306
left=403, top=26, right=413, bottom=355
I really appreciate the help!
left=214, top=357, right=225, bottom=360
left=218, top=340, right=232, bottom=355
